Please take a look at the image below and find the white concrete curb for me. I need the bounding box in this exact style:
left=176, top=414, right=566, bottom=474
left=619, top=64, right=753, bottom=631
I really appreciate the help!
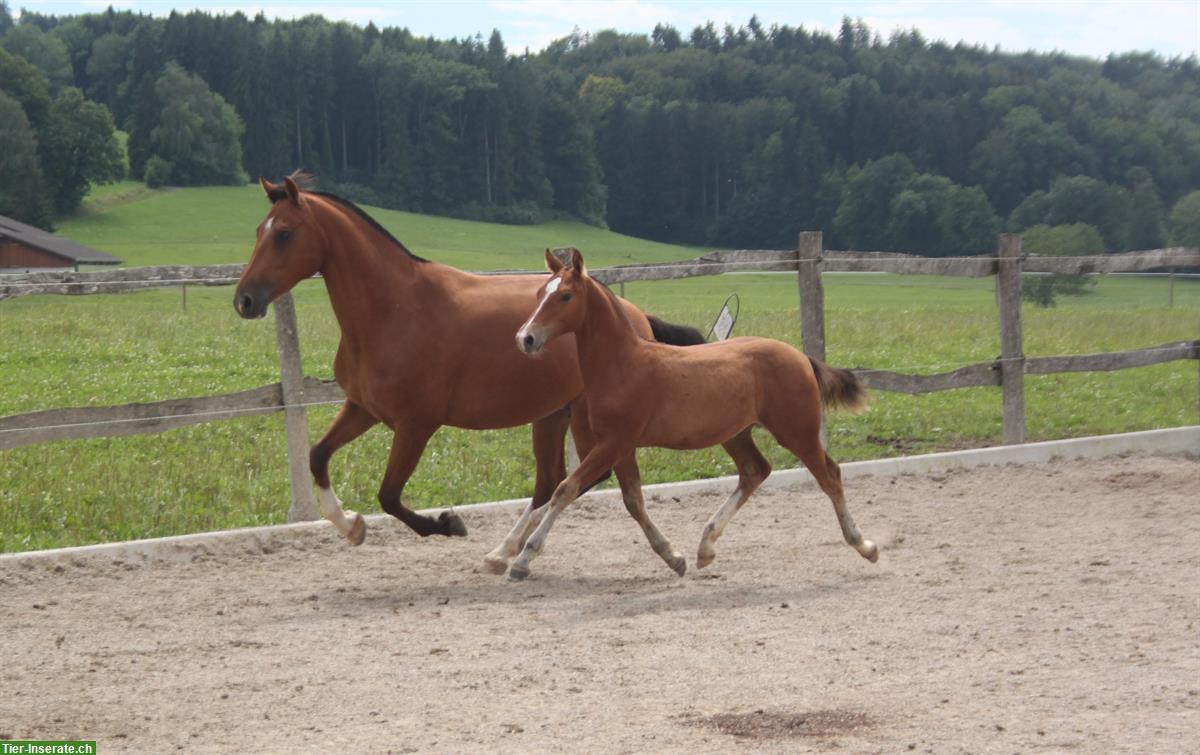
left=3, top=426, right=1195, bottom=567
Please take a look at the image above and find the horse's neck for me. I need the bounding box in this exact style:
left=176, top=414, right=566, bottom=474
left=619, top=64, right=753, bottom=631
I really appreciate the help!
left=575, top=278, right=643, bottom=386
left=316, top=204, right=432, bottom=338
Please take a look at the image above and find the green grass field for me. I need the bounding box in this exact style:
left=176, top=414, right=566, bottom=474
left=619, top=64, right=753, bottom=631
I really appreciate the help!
left=57, top=182, right=705, bottom=269
left=2, top=184, right=1197, bottom=552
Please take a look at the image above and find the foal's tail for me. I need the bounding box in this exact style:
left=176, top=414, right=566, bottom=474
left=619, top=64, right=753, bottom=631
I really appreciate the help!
left=647, top=315, right=707, bottom=347
left=810, top=358, right=868, bottom=413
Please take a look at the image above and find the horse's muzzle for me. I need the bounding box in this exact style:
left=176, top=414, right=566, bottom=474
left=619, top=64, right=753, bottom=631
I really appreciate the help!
left=515, top=326, right=546, bottom=355
left=234, top=286, right=270, bottom=319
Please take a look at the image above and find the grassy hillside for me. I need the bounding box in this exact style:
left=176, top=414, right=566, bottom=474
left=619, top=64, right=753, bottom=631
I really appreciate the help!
left=61, top=182, right=704, bottom=270
left=2, top=184, right=1196, bottom=552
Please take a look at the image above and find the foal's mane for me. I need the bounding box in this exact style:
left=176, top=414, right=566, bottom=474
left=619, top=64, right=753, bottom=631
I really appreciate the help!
left=587, top=270, right=651, bottom=340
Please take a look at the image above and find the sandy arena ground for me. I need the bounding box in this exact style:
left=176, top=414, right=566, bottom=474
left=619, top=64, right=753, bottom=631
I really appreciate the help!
left=1, top=453, right=1198, bottom=753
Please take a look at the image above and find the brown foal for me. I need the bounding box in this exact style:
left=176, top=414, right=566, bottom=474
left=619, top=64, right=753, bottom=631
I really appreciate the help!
left=496, top=248, right=879, bottom=581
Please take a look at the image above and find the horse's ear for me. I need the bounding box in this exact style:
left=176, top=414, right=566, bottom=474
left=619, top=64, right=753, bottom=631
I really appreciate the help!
left=283, top=175, right=303, bottom=206
left=545, top=248, right=565, bottom=273
left=569, top=247, right=586, bottom=276
left=261, top=176, right=283, bottom=202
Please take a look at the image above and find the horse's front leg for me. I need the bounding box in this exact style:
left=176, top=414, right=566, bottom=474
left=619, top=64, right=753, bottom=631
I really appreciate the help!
left=484, top=407, right=570, bottom=574
left=613, top=454, right=686, bottom=576
left=508, top=442, right=627, bottom=582
left=310, top=401, right=379, bottom=545
left=377, top=424, right=468, bottom=537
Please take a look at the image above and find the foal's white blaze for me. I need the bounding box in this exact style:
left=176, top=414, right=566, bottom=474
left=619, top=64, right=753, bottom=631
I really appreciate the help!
left=515, top=275, right=563, bottom=352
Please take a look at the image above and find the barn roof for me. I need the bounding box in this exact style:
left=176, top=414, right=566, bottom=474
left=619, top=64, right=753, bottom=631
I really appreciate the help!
left=0, top=214, right=122, bottom=266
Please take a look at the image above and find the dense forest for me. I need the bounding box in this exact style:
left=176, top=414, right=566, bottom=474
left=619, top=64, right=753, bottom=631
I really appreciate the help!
left=2, top=3, right=1199, bottom=254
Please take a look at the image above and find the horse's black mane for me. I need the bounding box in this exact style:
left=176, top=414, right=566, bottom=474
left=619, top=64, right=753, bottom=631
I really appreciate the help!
left=309, top=190, right=428, bottom=263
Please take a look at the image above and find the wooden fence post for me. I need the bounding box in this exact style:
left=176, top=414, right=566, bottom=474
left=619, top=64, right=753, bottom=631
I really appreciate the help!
left=797, top=231, right=828, bottom=447
left=797, top=231, right=826, bottom=362
left=996, top=234, right=1026, bottom=445
left=273, top=292, right=319, bottom=521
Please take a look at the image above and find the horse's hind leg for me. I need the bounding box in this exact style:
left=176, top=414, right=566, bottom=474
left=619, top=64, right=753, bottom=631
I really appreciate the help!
left=697, top=428, right=771, bottom=569
left=783, top=436, right=878, bottom=563
left=310, top=401, right=379, bottom=545
left=377, top=424, right=468, bottom=537
left=484, top=407, right=570, bottom=574
left=614, top=454, right=686, bottom=576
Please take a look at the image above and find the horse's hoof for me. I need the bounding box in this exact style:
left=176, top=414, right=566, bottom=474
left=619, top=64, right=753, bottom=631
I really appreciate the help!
left=440, top=509, right=468, bottom=537
left=482, top=554, right=509, bottom=575
left=861, top=540, right=880, bottom=563
left=346, top=513, right=367, bottom=546
left=696, top=550, right=715, bottom=569
left=668, top=554, right=687, bottom=577
left=507, top=564, right=531, bottom=582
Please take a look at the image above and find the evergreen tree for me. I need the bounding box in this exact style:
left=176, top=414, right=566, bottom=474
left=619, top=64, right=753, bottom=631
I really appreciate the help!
left=123, top=20, right=164, bottom=179
left=40, top=87, right=124, bottom=213
left=1168, top=191, right=1200, bottom=247
left=0, top=90, right=53, bottom=228
left=1, top=23, right=72, bottom=89
left=0, top=46, right=52, bottom=130
left=148, top=63, right=245, bottom=185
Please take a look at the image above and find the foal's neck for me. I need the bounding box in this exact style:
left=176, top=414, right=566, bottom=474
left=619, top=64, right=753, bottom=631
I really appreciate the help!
left=574, top=276, right=644, bottom=384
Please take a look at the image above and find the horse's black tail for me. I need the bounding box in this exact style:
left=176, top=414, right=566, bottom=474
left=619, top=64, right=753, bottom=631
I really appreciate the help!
left=647, top=315, right=707, bottom=346
left=810, top=357, right=869, bottom=413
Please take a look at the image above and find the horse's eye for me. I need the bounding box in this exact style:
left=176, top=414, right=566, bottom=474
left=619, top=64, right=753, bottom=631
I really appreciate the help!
left=277, top=229, right=293, bottom=243
left=561, top=293, right=573, bottom=303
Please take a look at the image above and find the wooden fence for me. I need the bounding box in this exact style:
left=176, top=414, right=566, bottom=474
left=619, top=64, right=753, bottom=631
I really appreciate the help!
left=2, top=234, right=1197, bottom=520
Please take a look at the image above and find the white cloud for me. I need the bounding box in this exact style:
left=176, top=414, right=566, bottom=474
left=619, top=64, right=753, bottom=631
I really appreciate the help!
left=487, top=0, right=748, bottom=52
left=855, top=0, right=1198, bottom=58
left=19, top=0, right=1200, bottom=58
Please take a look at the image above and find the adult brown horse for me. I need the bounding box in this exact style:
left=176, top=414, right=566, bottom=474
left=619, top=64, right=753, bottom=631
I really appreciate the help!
left=234, top=175, right=705, bottom=545
left=497, top=248, right=879, bottom=581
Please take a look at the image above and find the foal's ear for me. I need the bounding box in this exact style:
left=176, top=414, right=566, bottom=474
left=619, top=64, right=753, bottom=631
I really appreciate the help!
left=569, top=247, right=586, bottom=276
left=545, top=248, right=565, bottom=273
left=282, top=175, right=303, bottom=206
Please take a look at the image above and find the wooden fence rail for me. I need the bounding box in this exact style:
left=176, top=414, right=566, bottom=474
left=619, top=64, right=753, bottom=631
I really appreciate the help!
left=2, top=237, right=1197, bottom=519
left=4, top=247, right=1198, bottom=300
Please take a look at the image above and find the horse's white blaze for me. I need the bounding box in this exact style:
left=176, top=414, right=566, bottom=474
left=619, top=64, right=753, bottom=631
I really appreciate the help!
left=516, top=275, right=563, bottom=350
left=264, top=217, right=274, bottom=232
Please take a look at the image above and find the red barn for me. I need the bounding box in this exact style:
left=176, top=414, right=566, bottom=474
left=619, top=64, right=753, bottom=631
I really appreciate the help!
left=0, top=214, right=122, bottom=272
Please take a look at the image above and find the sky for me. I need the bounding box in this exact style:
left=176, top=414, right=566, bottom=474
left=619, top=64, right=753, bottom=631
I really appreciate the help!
left=12, top=0, right=1200, bottom=60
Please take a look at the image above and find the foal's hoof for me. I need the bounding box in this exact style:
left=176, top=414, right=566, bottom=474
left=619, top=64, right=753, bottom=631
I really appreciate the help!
left=482, top=554, right=509, bottom=575
left=668, top=553, right=687, bottom=577
left=696, top=549, right=715, bottom=570
left=439, top=509, right=468, bottom=537
left=861, top=540, right=880, bottom=563
left=507, top=564, right=531, bottom=582
left=346, top=513, right=367, bottom=546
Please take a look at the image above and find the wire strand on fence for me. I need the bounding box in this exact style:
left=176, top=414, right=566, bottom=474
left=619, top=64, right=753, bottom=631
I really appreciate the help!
left=0, top=276, right=245, bottom=289
left=3, top=343, right=1195, bottom=438
left=0, top=396, right=348, bottom=436
left=2, top=249, right=1197, bottom=292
